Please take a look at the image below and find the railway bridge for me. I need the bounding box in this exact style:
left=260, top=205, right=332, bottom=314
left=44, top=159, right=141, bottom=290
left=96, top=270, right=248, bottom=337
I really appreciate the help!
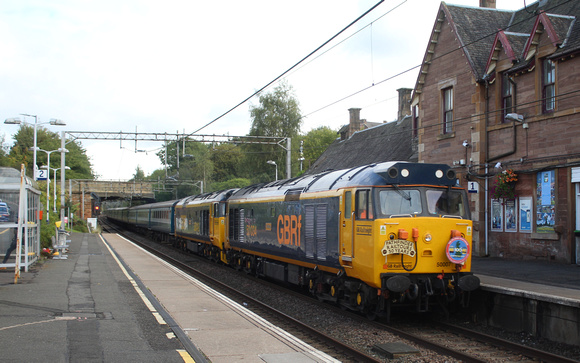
left=69, top=180, right=156, bottom=219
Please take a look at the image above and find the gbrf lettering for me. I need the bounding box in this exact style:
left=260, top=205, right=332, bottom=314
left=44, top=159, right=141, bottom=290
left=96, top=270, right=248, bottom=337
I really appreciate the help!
left=277, top=214, right=302, bottom=246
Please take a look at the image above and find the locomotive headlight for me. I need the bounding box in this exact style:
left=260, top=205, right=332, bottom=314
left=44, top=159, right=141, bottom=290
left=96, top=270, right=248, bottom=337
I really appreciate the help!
left=424, top=233, right=433, bottom=243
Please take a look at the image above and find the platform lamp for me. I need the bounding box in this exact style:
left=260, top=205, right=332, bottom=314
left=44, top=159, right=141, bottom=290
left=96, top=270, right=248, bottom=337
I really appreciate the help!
left=53, top=166, right=70, bottom=213
left=4, top=115, right=66, bottom=180
left=37, top=148, right=66, bottom=223
left=267, top=160, right=278, bottom=181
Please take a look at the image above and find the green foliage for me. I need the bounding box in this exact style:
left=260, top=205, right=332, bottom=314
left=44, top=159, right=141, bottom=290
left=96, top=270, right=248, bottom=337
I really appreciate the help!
left=299, top=126, right=337, bottom=170
left=130, top=165, right=146, bottom=181
left=210, top=143, right=244, bottom=181
left=211, top=178, right=252, bottom=191
left=5, top=125, right=93, bottom=180
left=244, top=81, right=302, bottom=180
left=154, top=141, right=211, bottom=198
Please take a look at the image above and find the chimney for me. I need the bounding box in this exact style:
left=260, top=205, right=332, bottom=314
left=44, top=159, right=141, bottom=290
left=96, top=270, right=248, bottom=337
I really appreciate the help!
left=397, top=88, right=412, bottom=121
left=479, top=0, right=496, bottom=8
left=348, top=108, right=361, bottom=137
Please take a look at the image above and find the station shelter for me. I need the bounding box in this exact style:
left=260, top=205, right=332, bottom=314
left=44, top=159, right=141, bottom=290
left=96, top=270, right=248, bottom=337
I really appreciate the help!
left=0, top=166, right=41, bottom=272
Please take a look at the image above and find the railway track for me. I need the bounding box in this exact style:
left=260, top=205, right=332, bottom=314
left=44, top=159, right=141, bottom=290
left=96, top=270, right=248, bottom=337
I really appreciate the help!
left=101, top=221, right=380, bottom=362
left=101, top=220, right=578, bottom=362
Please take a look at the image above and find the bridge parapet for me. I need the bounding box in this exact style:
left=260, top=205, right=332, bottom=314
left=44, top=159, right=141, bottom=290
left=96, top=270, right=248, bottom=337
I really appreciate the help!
left=70, top=180, right=155, bottom=219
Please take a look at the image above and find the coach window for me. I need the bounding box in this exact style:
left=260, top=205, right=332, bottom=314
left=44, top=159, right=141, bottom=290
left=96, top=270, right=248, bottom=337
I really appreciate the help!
left=356, top=190, right=373, bottom=220
left=213, top=203, right=218, bottom=217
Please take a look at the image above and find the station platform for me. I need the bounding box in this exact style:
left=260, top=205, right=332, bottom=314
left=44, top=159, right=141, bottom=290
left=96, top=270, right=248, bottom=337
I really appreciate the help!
left=0, top=232, right=338, bottom=363
left=472, top=256, right=580, bottom=304
left=1, top=233, right=578, bottom=362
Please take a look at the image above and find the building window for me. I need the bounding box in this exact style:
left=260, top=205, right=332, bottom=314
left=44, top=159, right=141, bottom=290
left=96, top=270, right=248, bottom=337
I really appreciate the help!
left=442, top=87, right=453, bottom=134
left=502, top=74, right=514, bottom=122
left=412, top=104, right=419, bottom=137
left=543, top=59, right=555, bottom=112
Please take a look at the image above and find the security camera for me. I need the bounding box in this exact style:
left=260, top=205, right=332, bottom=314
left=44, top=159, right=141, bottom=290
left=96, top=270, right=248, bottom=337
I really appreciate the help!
left=505, top=113, right=524, bottom=122
left=462, top=140, right=469, bottom=148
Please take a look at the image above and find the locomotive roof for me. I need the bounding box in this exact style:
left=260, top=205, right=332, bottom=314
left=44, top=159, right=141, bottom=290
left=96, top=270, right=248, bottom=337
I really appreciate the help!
left=229, top=161, right=457, bottom=200
left=176, top=188, right=237, bottom=208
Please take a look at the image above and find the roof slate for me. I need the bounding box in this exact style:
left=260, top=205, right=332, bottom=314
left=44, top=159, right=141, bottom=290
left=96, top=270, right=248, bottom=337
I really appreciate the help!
left=442, top=0, right=580, bottom=79
left=306, top=117, right=416, bottom=175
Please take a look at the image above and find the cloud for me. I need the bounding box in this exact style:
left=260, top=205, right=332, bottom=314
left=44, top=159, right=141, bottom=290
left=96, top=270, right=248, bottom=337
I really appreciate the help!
left=1, top=0, right=522, bottom=179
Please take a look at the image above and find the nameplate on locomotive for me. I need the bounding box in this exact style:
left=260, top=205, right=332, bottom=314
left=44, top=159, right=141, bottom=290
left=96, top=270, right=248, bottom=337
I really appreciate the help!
left=381, top=239, right=416, bottom=257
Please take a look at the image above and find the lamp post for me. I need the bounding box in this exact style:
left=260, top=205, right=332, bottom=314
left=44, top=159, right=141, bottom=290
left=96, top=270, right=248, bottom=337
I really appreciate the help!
left=4, top=115, right=66, bottom=180
left=37, top=148, right=64, bottom=223
left=53, top=166, right=70, bottom=213
left=267, top=160, right=278, bottom=181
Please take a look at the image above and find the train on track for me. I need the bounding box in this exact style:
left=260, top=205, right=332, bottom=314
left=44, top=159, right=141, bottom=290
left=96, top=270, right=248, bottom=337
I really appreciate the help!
left=106, top=161, right=480, bottom=320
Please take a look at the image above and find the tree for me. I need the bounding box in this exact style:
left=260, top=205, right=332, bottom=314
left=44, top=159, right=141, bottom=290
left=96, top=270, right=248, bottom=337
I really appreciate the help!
left=156, top=140, right=213, bottom=198
left=210, top=143, right=244, bottom=182
left=130, top=166, right=146, bottom=181
left=0, top=134, right=9, bottom=167
left=300, top=126, right=337, bottom=170
left=245, top=81, right=302, bottom=181
left=7, top=125, right=93, bottom=180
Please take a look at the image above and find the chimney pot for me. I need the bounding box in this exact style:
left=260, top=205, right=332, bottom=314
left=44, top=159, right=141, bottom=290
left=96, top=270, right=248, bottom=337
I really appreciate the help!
left=479, top=0, right=496, bottom=8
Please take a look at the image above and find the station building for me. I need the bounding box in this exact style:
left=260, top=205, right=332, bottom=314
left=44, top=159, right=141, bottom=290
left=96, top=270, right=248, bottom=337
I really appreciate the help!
left=411, top=0, right=580, bottom=263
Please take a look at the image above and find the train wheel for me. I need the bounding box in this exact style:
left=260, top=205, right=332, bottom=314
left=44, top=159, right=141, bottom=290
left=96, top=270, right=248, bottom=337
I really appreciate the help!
left=308, top=279, right=317, bottom=295
left=356, top=291, right=364, bottom=307
left=366, top=311, right=377, bottom=321
left=243, top=257, right=254, bottom=274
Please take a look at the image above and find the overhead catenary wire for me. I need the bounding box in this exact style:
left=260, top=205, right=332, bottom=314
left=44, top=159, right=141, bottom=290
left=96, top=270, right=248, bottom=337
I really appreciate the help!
left=188, top=0, right=385, bottom=137
left=184, top=0, right=575, bottom=154
left=302, top=0, right=575, bottom=123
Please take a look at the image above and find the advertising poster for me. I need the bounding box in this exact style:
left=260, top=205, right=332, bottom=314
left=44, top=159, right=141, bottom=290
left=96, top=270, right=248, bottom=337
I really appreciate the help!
left=491, top=199, right=503, bottom=231
left=505, top=199, right=517, bottom=232
left=519, top=197, right=532, bottom=232
left=536, top=170, right=555, bottom=233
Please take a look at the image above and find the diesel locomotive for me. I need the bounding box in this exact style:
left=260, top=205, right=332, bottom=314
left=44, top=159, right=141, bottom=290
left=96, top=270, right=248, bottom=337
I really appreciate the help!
left=106, top=161, right=480, bottom=320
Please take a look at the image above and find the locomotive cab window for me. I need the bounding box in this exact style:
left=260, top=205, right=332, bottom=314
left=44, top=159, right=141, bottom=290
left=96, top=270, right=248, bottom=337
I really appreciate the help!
left=344, top=191, right=352, bottom=217
left=378, top=189, right=422, bottom=216
left=355, top=190, right=373, bottom=220
left=426, top=189, right=468, bottom=218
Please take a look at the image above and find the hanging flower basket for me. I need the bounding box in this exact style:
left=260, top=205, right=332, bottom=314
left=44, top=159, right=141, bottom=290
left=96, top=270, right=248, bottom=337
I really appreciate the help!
left=491, top=169, right=518, bottom=201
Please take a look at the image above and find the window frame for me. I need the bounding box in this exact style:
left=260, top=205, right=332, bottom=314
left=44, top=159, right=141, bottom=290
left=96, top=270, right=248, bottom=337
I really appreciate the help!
left=502, top=73, right=514, bottom=122
left=542, top=58, right=556, bottom=113
left=355, top=189, right=373, bottom=220
left=412, top=104, right=419, bottom=137
left=442, top=87, right=454, bottom=134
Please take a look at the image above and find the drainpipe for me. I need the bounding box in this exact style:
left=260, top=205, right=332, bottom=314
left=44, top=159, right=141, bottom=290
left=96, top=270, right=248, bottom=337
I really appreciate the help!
left=483, top=79, right=490, bottom=256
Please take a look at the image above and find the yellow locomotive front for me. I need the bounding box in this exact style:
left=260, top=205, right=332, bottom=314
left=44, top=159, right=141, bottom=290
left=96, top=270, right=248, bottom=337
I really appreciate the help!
left=337, top=164, right=480, bottom=319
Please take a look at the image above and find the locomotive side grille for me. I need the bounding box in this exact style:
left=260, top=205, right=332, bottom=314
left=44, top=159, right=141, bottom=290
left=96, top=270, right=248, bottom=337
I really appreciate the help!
left=305, top=205, right=315, bottom=258
left=239, top=209, right=245, bottom=243
left=316, top=204, right=327, bottom=261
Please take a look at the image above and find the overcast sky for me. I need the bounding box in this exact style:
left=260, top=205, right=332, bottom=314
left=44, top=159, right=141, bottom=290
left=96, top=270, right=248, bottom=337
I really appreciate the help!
left=1, top=0, right=524, bottom=180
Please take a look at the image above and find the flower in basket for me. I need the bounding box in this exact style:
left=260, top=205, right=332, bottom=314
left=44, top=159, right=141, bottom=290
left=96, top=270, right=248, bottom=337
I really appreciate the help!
left=491, top=169, right=518, bottom=200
